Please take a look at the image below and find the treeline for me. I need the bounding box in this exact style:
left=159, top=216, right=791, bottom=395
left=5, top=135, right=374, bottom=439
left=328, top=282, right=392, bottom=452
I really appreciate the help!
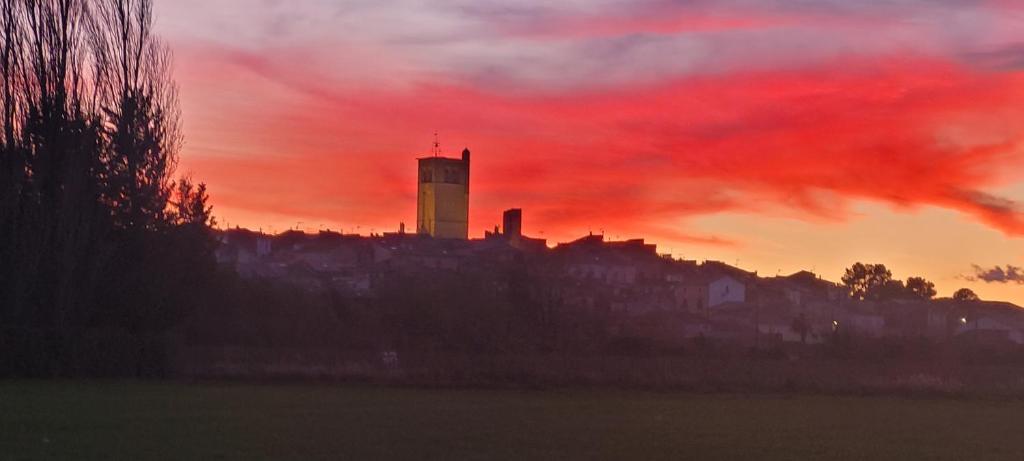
left=178, top=262, right=610, bottom=355
left=841, top=263, right=978, bottom=302
left=0, top=0, right=215, bottom=377
left=177, top=259, right=995, bottom=360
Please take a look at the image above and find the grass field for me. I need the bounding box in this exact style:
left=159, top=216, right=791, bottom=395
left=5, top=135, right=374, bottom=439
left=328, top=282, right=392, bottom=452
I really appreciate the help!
left=1, top=381, right=1022, bottom=460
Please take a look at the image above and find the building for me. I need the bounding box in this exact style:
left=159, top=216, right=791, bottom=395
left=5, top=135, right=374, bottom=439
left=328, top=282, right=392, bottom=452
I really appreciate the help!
left=676, top=282, right=708, bottom=312
left=709, top=275, right=746, bottom=307
left=503, top=208, right=522, bottom=237
left=676, top=274, right=746, bottom=315
left=836, top=306, right=885, bottom=337
left=417, top=147, right=470, bottom=239
left=484, top=208, right=548, bottom=251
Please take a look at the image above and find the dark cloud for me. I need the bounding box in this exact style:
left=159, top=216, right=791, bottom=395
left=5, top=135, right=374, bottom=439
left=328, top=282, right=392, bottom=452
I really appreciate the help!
left=969, top=265, right=1024, bottom=284
left=962, top=43, right=1024, bottom=71
left=944, top=189, right=1024, bottom=236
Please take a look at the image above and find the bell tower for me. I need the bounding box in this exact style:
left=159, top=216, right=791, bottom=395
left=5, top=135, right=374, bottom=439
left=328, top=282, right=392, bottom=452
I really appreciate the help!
left=416, top=138, right=470, bottom=239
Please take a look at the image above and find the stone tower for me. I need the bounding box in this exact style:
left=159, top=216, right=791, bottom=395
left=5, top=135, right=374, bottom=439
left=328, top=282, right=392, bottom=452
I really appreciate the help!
left=416, top=148, right=470, bottom=239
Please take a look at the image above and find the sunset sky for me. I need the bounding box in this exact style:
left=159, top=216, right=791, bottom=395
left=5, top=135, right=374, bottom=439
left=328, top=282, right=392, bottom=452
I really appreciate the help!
left=156, top=0, right=1024, bottom=304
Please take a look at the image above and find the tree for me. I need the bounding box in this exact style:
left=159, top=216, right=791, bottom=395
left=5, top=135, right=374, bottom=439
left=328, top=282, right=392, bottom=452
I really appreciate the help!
left=14, top=0, right=104, bottom=331
left=906, top=277, right=937, bottom=300
left=172, top=177, right=214, bottom=228
left=90, top=0, right=181, bottom=231
left=791, top=313, right=810, bottom=344
left=0, top=0, right=211, bottom=377
left=953, top=288, right=980, bottom=303
left=875, top=279, right=911, bottom=301
left=841, top=263, right=893, bottom=301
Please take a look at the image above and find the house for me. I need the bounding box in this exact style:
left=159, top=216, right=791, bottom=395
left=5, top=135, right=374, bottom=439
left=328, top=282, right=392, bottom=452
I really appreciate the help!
left=678, top=274, right=746, bottom=312
left=954, top=309, right=1024, bottom=345
left=757, top=271, right=844, bottom=313
left=555, top=234, right=664, bottom=288
left=709, top=275, right=746, bottom=308
left=834, top=305, right=885, bottom=337
left=676, top=282, right=708, bottom=313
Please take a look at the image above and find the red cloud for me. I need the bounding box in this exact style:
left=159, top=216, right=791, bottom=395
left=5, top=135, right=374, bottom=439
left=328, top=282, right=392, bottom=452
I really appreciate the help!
left=178, top=51, right=1024, bottom=247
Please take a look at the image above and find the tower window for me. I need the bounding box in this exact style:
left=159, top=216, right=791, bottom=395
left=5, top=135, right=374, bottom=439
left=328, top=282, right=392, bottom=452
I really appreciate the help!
left=444, top=167, right=462, bottom=184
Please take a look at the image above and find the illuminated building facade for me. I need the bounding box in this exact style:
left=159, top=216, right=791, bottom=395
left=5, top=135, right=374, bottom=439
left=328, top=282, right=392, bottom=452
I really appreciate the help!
left=417, top=148, right=470, bottom=239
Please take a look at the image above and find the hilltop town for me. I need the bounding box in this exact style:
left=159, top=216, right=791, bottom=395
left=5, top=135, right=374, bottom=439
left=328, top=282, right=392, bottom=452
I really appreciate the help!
left=210, top=146, right=1024, bottom=354
left=214, top=223, right=1024, bottom=351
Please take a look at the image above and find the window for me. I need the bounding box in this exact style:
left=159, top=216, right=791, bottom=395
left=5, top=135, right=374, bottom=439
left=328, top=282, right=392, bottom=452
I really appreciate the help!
left=444, top=167, right=463, bottom=184
left=420, top=167, right=433, bottom=183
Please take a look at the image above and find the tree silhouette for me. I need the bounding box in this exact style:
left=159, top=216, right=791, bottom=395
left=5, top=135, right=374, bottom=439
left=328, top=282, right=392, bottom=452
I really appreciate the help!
left=879, top=279, right=914, bottom=301
left=0, top=0, right=211, bottom=377
left=841, top=263, right=893, bottom=301
left=953, top=288, right=980, bottom=303
left=173, top=177, right=214, bottom=228
left=90, top=0, right=180, bottom=231
left=791, top=312, right=810, bottom=344
left=906, top=277, right=936, bottom=300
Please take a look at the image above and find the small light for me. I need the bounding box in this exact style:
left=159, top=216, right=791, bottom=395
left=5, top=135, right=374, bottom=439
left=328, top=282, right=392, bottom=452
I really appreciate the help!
left=960, top=317, right=968, bottom=324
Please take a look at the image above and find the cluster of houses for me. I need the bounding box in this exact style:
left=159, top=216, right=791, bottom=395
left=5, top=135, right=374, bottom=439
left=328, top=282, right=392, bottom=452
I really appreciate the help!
left=215, top=224, right=1024, bottom=349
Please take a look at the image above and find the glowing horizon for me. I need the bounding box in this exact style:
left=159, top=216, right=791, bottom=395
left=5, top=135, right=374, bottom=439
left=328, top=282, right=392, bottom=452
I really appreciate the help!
left=156, top=0, right=1024, bottom=304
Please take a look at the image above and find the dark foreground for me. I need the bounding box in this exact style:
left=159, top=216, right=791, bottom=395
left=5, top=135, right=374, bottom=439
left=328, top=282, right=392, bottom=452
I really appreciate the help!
left=1, top=382, right=1022, bottom=460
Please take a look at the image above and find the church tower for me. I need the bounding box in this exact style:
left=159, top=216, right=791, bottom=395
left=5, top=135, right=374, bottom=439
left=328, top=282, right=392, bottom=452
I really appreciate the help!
left=416, top=141, right=470, bottom=239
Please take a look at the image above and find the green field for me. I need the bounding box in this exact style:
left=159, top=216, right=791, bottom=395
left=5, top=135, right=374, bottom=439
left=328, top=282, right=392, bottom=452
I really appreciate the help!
left=0, top=381, right=1021, bottom=460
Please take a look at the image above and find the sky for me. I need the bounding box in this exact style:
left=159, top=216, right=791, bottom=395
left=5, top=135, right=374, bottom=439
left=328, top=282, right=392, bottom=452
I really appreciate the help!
left=155, top=0, right=1024, bottom=305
